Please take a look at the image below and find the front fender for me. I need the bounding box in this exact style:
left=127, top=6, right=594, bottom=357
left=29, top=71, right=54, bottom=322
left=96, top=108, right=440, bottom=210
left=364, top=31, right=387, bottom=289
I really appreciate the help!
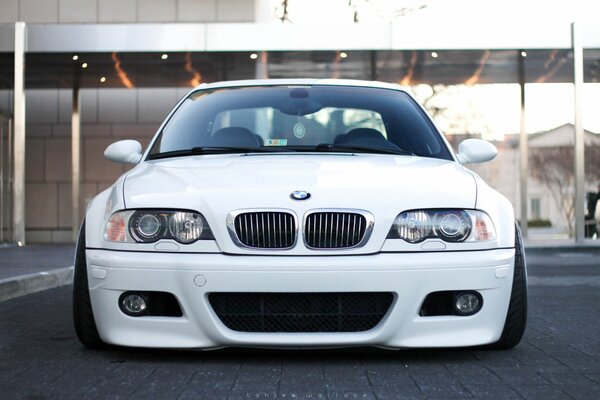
left=472, top=174, right=515, bottom=248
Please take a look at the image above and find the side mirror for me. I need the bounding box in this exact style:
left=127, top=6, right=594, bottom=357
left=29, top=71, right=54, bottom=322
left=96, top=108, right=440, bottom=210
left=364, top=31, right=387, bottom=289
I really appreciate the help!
left=456, top=139, right=497, bottom=164
left=104, top=140, right=143, bottom=164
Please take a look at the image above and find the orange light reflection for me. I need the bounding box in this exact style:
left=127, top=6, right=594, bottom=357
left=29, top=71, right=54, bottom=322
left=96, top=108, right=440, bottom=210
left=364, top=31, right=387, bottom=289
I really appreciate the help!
left=399, top=51, right=418, bottom=86
left=537, top=50, right=568, bottom=83
left=185, top=53, right=202, bottom=87
left=111, top=53, right=134, bottom=88
left=464, top=50, right=490, bottom=86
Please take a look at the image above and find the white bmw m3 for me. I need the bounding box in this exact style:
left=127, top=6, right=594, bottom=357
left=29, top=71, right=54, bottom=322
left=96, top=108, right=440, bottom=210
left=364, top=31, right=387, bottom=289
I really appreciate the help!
left=73, top=79, right=527, bottom=350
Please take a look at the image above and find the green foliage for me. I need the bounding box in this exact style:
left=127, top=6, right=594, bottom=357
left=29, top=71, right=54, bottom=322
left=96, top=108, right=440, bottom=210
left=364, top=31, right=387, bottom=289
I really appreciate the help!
left=527, top=219, right=552, bottom=228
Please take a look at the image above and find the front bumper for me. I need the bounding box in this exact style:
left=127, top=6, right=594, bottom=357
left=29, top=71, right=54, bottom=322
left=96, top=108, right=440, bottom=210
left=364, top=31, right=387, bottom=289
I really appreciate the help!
left=86, top=248, right=515, bottom=349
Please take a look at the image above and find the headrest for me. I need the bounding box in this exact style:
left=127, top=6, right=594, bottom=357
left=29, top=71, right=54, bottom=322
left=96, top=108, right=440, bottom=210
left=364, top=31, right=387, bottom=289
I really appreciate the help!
left=208, top=127, right=261, bottom=147
left=335, top=128, right=386, bottom=145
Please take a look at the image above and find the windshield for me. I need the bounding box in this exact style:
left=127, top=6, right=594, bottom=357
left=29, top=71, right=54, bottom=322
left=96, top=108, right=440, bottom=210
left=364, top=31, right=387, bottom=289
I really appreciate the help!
left=148, top=85, right=452, bottom=160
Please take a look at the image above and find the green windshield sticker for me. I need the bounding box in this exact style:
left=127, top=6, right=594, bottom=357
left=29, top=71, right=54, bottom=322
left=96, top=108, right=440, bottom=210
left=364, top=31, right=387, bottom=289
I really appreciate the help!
left=264, top=139, right=288, bottom=146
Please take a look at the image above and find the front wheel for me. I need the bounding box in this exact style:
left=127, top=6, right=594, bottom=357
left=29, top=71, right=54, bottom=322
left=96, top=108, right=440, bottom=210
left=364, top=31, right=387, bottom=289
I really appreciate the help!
left=73, top=221, right=105, bottom=349
left=488, top=223, right=528, bottom=349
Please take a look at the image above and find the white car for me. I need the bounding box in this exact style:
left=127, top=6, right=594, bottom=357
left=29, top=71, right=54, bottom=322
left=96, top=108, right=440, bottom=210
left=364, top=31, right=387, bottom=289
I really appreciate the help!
left=73, top=79, right=527, bottom=350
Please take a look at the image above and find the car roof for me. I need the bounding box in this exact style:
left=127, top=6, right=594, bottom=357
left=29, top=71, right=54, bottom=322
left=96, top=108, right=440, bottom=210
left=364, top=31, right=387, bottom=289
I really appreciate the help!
left=192, top=79, right=405, bottom=92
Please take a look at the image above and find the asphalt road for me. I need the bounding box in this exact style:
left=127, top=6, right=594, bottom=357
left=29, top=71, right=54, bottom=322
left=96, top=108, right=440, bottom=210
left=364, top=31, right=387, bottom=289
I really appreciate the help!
left=1, top=248, right=599, bottom=400
left=0, top=245, right=74, bottom=280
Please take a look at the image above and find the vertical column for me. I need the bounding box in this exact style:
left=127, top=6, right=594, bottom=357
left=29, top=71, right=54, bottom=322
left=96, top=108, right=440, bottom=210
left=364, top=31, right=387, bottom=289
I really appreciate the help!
left=572, top=22, right=585, bottom=243
left=0, top=115, right=4, bottom=243
left=8, top=118, right=13, bottom=243
left=255, top=51, right=268, bottom=79
left=72, top=87, right=81, bottom=242
left=518, top=51, right=528, bottom=239
left=254, top=0, right=272, bottom=22
left=370, top=51, right=377, bottom=81
left=254, top=52, right=268, bottom=135
left=13, top=22, right=26, bottom=246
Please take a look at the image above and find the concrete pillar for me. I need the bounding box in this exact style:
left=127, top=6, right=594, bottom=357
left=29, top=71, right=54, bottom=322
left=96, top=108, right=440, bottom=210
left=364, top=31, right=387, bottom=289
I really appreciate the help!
left=0, top=115, right=4, bottom=243
left=255, top=51, right=268, bottom=79
left=572, top=21, right=585, bottom=243
left=518, top=51, right=528, bottom=239
left=71, top=87, right=81, bottom=242
left=254, top=0, right=272, bottom=22
left=13, top=22, right=26, bottom=246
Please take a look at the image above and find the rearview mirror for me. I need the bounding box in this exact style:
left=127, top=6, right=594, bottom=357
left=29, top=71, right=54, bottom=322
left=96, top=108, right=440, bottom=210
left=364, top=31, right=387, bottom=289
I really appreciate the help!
left=456, top=139, right=497, bottom=164
left=104, top=140, right=143, bottom=164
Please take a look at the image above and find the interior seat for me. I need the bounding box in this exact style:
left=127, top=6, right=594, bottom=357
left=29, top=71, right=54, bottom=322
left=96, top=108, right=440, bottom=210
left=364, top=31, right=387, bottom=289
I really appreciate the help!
left=334, top=128, right=403, bottom=151
left=208, top=127, right=262, bottom=147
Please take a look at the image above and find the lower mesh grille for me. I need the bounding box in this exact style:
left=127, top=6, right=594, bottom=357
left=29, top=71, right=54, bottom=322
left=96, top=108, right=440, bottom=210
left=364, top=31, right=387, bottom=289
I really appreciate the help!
left=208, top=292, right=394, bottom=333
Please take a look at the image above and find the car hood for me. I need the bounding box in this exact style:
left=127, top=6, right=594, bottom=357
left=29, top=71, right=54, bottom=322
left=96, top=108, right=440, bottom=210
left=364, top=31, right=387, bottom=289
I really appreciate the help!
left=123, top=154, right=476, bottom=254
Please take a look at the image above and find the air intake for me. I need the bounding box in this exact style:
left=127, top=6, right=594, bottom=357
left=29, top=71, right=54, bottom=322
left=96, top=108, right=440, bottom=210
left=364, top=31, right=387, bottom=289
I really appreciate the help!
left=209, top=292, right=394, bottom=333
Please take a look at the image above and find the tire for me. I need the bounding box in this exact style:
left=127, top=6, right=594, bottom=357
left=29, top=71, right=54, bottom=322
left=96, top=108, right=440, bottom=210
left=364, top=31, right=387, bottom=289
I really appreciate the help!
left=488, top=223, right=528, bottom=349
left=73, top=221, right=105, bottom=349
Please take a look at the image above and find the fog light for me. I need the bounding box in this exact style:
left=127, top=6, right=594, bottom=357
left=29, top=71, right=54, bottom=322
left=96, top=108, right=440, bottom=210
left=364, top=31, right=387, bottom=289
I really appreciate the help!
left=120, top=292, right=148, bottom=316
left=453, top=291, right=482, bottom=316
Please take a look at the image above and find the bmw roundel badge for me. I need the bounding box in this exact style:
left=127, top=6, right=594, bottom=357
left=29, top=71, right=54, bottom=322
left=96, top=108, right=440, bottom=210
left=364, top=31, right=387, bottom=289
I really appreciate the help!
left=290, top=190, right=311, bottom=200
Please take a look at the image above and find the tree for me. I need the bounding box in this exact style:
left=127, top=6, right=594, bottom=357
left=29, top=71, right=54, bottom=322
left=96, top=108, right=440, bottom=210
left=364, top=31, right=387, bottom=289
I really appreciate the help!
left=277, top=0, right=290, bottom=23
left=275, top=0, right=430, bottom=24
left=349, top=0, right=430, bottom=23
left=408, top=84, right=494, bottom=137
left=529, top=145, right=600, bottom=235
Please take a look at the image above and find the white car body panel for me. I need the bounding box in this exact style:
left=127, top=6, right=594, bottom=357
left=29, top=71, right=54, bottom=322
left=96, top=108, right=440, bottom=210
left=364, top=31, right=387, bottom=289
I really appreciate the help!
left=118, top=154, right=479, bottom=255
left=82, top=79, right=518, bottom=349
left=86, top=249, right=514, bottom=349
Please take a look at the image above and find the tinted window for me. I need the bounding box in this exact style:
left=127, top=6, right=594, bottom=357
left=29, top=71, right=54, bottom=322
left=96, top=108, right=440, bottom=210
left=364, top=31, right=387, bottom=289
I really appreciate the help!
left=149, top=86, right=452, bottom=160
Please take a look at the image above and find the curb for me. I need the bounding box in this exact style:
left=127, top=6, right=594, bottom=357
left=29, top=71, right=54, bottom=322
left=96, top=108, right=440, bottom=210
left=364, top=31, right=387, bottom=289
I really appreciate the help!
left=525, top=244, right=600, bottom=251
left=0, top=266, right=74, bottom=303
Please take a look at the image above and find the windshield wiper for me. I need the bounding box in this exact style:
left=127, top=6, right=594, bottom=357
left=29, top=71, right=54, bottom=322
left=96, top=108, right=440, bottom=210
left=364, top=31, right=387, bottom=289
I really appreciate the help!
left=308, top=143, right=414, bottom=156
left=147, top=143, right=413, bottom=160
left=147, top=146, right=293, bottom=160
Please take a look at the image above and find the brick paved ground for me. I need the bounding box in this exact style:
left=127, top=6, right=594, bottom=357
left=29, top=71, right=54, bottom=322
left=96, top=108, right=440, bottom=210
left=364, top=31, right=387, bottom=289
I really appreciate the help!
left=0, top=248, right=599, bottom=399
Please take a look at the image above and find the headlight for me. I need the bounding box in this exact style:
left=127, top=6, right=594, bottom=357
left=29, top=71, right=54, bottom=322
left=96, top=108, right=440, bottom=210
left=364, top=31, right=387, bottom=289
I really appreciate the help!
left=168, top=211, right=206, bottom=244
left=387, top=209, right=496, bottom=243
left=105, top=210, right=214, bottom=243
left=130, top=213, right=163, bottom=241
